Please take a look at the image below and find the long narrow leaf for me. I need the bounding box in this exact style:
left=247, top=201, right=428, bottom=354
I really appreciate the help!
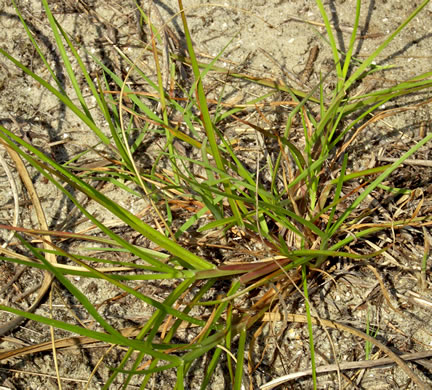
left=0, top=126, right=213, bottom=271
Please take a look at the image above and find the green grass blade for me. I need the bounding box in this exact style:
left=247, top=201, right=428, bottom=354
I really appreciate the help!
left=341, top=0, right=361, bottom=81
left=201, top=348, right=223, bottom=390
left=0, top=48, right=110, bottom=144
left=302, top=265, right=317, bottom=389
left=233, top=325, right=247, bottom=390
left=315, top=0, right=342, bottom=91
left=328, top=131, right=432, bottom=237
left=0, top=126, right=213, bottom=271
left=344, top=0, right=430, bottom=92
left=0, top=304, right=182, bottom=365
left=11, top=0, right=65, bottom=93
left=178, top=0, right=242, bottom=225
left=41, top=0, right=94, bottom=121
left=325, top=153, right=348, bottom=231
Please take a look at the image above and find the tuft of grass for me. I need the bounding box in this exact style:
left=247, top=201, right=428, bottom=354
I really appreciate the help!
left=0, top=0, right=431, bottom=388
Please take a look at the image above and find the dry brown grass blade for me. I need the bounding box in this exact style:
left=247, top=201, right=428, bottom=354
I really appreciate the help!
left=84, top=344, right=116, bottom=390
left=0, top=138, right=57, bottom=336
left=347, top=216, right=432, bottom=232
left=366, top=265, right=402, bottom=315
left=247, top=321, right=267, bottom=389
left=421, top=226, right=431, bottom=290
left=0, top=334, right=101, bottom=361
left=260, top=350, right=432, bottom=389
left=0, top=245, right=134, bottom=274
left=335, top=98, right=432, bottom=162
left=409, top=191, right=425, bottom=223
left=377, top=157, right=432, bottom=168
left=405, top=290, right=432, bottom=310
left=260, top=313, right=430, bottom=390
left=0, top=152, right=19, bottom=247
left=0, top=326, right=140, bottom=361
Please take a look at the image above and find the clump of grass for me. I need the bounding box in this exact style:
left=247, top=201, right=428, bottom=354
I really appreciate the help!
left=0, top=0, right=431, bottom=389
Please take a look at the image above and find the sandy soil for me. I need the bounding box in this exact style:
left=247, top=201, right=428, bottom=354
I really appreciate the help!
left=0, top=0, right=431, bottom=389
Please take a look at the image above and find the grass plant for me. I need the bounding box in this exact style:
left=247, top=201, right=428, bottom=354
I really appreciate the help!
left=0, top=0, right=431, bottom=388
